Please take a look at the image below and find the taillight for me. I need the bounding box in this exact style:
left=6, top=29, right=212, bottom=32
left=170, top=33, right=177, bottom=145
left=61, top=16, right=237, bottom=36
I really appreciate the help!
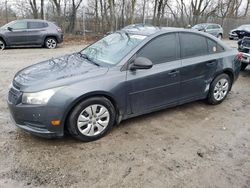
left=237, top=52, right=243, bottom=61
left=57, top=28, right=62, bottom=33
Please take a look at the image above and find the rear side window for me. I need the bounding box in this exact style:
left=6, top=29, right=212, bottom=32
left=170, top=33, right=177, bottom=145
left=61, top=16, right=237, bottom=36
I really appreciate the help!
left=137, top=33, right=179, bottom=64
left=214, top=25, right=221, bottom=29
left=207, top=38, right=224, bottom=53
left=28, top=22, right=48, bottom=29
left=206, top=25, right=213, bottom=30
left=180, top=33, right=208, bottom=58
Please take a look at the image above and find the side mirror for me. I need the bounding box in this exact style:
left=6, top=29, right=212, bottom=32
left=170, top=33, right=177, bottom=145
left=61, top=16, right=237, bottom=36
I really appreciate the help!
left=7, top=27, right=13, bottom=31
left=130, top=57, right=153, bottom=70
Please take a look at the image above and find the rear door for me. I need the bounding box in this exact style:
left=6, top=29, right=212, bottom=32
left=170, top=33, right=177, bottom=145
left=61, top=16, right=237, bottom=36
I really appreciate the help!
left=206, top=25, right=217, bottom=37
left=126, top=33, right=181, bottom=114
left=4, top=21, right=28, bottom=45
left=27, top=21, right=48, bottom=44
left=179, top=32, right=222, bottom=102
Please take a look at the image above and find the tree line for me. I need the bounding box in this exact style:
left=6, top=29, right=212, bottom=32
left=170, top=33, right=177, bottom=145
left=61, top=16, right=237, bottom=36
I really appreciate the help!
left=0, top=0, right=250, bottom=34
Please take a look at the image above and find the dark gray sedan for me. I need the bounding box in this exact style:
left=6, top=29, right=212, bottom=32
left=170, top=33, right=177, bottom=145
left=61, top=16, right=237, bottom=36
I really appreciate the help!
left=8, top=27, right=241, bottom=141
left=0, top=19, right=63, bottom=50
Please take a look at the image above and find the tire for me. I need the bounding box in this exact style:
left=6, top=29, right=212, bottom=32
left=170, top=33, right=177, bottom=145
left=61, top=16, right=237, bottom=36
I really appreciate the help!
left=45, top=37, right=57, bottom=49
left=67, top=97, right=116, bottom=142
left=217, top=34, right=223, bottom=40
left=207, top=74, right=231, bottom=105
left=0, top=39, right=5, bottom=50
left=240, top=63, right=248, bottom=71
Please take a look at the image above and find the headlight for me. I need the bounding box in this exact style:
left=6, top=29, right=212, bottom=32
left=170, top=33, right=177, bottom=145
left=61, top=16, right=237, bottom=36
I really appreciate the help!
left=22, top=87, right=62, bottom=105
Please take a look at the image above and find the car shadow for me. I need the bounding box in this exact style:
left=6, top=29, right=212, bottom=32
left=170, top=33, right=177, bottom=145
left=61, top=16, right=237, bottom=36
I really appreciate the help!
left=13, top=99, right=212, bottom=146
left=2, top=45, right=63, bottom=50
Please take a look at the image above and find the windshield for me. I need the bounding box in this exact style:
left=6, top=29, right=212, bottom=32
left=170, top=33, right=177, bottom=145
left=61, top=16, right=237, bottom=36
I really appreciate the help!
left=192, top=24, right=205, bottom=30
left=238, top=25, right=250, bottom=31
left=80, top=32, right=146, bottom=65
left=0, top=21, right=15, bottom=29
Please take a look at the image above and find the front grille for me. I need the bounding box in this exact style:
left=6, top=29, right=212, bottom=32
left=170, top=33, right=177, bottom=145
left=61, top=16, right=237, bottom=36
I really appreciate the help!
left=8, top=85, right=22, bottom=104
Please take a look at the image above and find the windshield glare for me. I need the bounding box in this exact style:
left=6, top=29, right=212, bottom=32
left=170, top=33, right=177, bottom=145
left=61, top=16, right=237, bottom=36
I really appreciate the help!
left=1, top=21, right=15, bottom=29
left=81, top=32, right=146, bottom=65
left=192, top=24, right=205, bottom=30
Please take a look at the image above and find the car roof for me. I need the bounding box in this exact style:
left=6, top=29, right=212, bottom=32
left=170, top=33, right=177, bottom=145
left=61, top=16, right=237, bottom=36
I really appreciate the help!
left=14, top=19, right=49, bottom=23
left=121, top=26, right=230, bottom=50
left=194, top=23, right=220, bottom=26
left=122, top=26, right=186, bottom=36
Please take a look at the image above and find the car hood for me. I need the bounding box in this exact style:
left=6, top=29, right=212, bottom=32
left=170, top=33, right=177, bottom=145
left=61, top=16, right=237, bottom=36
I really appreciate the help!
left=13, top=53, right=109, bottom=91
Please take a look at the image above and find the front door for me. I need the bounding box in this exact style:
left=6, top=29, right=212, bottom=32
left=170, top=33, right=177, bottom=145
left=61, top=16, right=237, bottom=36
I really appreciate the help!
left=126, top=33, right=181, bottom=114
left=4, top=21, right=28, bottom=45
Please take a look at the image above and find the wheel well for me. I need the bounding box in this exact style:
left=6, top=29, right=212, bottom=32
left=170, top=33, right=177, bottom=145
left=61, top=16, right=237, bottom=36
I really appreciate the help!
left=223, top=70, right=234, bottom=84
left=218, top=33, right=223, bottom=37
left=0, top=37, right=6, bottom=45
left=63, top=94, right=120, bottom=133
left=44, top=36, right=58, bottom=43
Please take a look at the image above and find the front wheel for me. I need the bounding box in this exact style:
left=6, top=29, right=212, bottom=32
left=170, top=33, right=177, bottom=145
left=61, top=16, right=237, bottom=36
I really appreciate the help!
left=67, top=97, right=116, bottom=141
left=0, top=39, right=5, bottom=50
left=207, top=74, right=231, bottom=105
left=217, top=34, right=223, bottom=40
left=45, top=37, right=57, bottom=49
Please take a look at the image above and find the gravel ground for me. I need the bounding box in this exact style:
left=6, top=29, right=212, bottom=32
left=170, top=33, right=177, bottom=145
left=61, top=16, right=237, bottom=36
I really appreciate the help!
left=0, top=40, right=250, bottom=188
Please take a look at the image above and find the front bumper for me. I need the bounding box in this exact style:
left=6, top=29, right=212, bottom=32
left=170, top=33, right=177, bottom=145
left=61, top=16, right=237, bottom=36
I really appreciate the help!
left=10, top=115, right=62, bottom=138
left=229, top=33, right=238, bottom=39
left=7, top=86, right=64, bottom=138
left=57, top=34, right=64, bottom=43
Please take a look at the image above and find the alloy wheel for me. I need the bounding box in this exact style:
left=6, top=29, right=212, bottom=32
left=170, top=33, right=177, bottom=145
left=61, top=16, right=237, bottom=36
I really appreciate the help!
left=46, top=39, right=57, bottom=49
left=213, top=78, right=229, bottom=101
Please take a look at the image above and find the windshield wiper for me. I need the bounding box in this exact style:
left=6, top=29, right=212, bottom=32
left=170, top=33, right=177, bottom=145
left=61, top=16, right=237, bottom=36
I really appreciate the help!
left=78, top=53, right=100, bottom=67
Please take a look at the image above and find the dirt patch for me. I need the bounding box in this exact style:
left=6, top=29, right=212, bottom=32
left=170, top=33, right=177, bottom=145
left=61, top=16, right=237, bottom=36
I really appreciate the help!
left=0, top=40, right=249, bottom=187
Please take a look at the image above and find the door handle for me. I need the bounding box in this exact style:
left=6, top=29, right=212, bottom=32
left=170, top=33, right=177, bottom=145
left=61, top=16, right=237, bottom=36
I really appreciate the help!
left=168, top=70, right=179, bottom=77
left=206, top=61, right=216, bottom=66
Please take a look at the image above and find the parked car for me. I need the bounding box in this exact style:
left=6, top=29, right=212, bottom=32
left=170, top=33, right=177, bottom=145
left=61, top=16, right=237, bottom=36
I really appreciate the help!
left=238, top=37, right=250, bottom=70
left=8, top=27, right=241, bottom=141
left=192, top=23, right=223, bottom=39
left=0, top=19, right=63, bottom=50
left=229, top=25, right=250, bottom=40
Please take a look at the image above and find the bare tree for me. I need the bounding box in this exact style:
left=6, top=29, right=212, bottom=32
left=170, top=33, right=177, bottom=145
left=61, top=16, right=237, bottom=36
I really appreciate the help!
left=41, top=0, right=44, bottom=19
left=130, top=0, right=137, bottom=24
left=29, top=0, right=39, bottom=19
left=67, top=0, right=83, bottom=33
left=108, top=0, right=115, bottom=31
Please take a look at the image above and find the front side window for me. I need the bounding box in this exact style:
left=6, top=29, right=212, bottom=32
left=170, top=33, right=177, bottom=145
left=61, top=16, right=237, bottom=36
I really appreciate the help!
left=81, top=32, right=145, bottom=65
left=10, top=21, right=27, bottom=30
left=180, top=33, right=208, bottom=58
left=136, top=33, right=179, bottom=64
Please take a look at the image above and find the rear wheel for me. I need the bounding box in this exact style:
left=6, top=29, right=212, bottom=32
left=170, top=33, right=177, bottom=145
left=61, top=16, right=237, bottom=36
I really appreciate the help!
left=207, top=74, right=231, bottom=105
left=67, top=97, right=116, bottom=141
left=45, top=37, right=57, bottom=49
left=0, top=39, right=5, bottom=50
left=240, top=63, right=248, bottom=71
